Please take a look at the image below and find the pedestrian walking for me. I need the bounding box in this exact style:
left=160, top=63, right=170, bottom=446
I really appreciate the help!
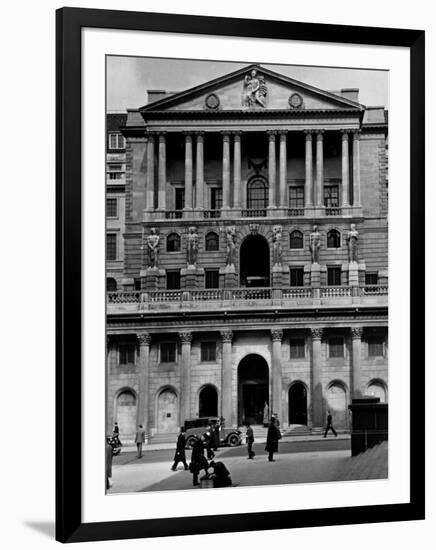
left=265, top=417, right=281, bottom=462
left=135, top=424, right=146, bottom=458
left=262, top=402, right=269, bottom=427
left=204, top=427, right=215, bottom=459
left=106, top=436, right=113, bottom=490
left=246, top=424, right=255, bottom=459
left=213, top=420, right=220, bottom=451
left=190, top=435, right=209, bottom=486
left=209, top=461, right=232, bottom=488
left=171, top=427, right=189, bottom=471
left=112, top=422, right=121, bottom=446
left=323, top=410, right=338, bottom=438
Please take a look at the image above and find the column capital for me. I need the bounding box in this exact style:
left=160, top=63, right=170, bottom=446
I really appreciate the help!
left=220, top=330, right=233, bottom=343
left=267, top=130, right=277, bottom=139
left=352, top=130, right=362, bottom=139
left=194, top=131, right=204, bottom=138
left=279, top=130, right=288, bottom=139
left=351, top=327, right=364, bottom=339
left=271, top=328, right=283, bottom=342
left=311, top=328, right=323, bottom=340
left=179, top=331, right=193, bottom=344
left=158, top=132, right=167, bottom=142
left=144, top=131, right=156, bottom=140
left=316, top=130, right=325, bottom=139
left=137, top=332, right=152, bottom=346
left=231, top=130, right=242, bottom=137
left=304, top=129, right=315, bottom=136
left=183, top=132, right=193, bottom=142
left=221, top=131, right=231, bottom=141
left=341, top=129, right=351, bottom=137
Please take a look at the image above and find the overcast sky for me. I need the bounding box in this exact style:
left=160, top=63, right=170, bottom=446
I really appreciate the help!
left=107, top=56, right=389, bottom=112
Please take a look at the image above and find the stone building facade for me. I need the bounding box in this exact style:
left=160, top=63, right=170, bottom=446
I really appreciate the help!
left=106, top=64, right=388, bottom=440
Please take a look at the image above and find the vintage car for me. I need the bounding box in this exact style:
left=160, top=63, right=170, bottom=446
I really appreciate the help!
left=183, top=417, right=242, bottom=448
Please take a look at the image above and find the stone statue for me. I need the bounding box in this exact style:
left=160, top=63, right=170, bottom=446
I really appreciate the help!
left=242, top=70, right=267, bottom=108
left=186, top=226, right=198, bottom=267
left=309, top=225, right=321, bottom=264
left=225, top=226, right=236, bottom=267
left=347, top=223, right=359, bottom=263
left=146, top=227, right=160, bottom=268
left=272, top=225, right=283, bottom=266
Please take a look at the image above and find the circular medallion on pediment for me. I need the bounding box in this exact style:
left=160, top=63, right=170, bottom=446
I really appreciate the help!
left=289, top=93, right=303, bottom=109
left=205, top=93, right=220, bottom=110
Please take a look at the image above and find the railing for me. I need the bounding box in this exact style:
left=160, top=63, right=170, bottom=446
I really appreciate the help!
left=107, top=291, right=141, bottom=303
left=165, top=210, right=183, bottom=219
left=321, top=286, right=352, bottom=297
left=282, top=287, right=312, bottom=299
left=231, top=288, right=272, bottom=300
left=242, top=209, right=267, bottom=218
left=288, top=208, right=305, bottom=217
left=203, top=210, right=221, bottom=219
left=148, top=290, right=181, bottom=302
left=361, top=284, right=388, bottom=296
left=191, top=289, right=223, bottom=301
left=325, top=207, right=342, bottom=216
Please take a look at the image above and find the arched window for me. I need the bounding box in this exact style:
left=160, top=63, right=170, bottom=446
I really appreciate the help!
left=327, top=229, right=341, bottom=248
left=365, top=380, right=387, bottom=403
left=247, top=176, right=268, bottom=210
left=167, top=233, right=181, bottom=252
left=205, top=231, right=219, bottom=251
left=290, top=230, right=303, bottom=249
left=106, top=277, right=117, bottom=291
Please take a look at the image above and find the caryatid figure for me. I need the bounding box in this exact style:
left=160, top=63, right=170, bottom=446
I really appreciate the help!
left=225, top=226, right=236, bottom=267
left=272, top=225, right=283, bottom=266
left=347, top=223, right=359, bottom=263
left=309, top=225, right=321, bottom=264
left=146, top=227, right=160, bottom=268
left=186, top=226, right=199, bottom=267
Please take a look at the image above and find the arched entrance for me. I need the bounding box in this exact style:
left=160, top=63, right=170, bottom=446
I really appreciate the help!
left=157, top=388, right=179, bottom=433
left=365, top=379, right=387, bottom=403
left=326, top=382, right=348, bottom=429
left=115, top=390, right=136, bottom=437
left=240, top=235, right=270, bottom=287
left=288, top=382, right=308, bottom=425
left=238, top=354, right=269, bottom=425
left=199, top=385, right=218, bottom=417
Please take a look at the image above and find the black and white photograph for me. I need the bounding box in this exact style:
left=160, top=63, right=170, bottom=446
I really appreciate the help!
left=105, top=56, right=389, bottom=494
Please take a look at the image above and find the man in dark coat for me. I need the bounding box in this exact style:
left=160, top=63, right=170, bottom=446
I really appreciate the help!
left=171, top=427, right=189, bottom=471
left=135, top=424, right=146, bottom=458
left=212, top=421, right=221, bottom=451
left=246, top=424, right=255, bottom=459
left=203, top=427, right=215, bottom=460
left=106, top=437, right=113, bottom=490
left=209, top=461, right=232, bottom=488
left=265, top=417, right=281, bottom=462
left=190, top=435, right=209, bottom=486
left=324, top=410, right=338, bottom=438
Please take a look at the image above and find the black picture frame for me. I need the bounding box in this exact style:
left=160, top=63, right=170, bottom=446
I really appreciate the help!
left=56, top=7, right=425, bottom=543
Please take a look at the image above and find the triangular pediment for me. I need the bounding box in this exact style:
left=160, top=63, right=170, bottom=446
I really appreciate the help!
left=140, top=64, right=364, bottom=114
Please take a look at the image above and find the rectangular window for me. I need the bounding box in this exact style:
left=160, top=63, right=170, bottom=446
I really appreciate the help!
left=327, top=266, right=341, bottom=286
left=205, top=269, right=219, bottom=289
left=365, top=273, right=378, bottom=285
left=161, top=343, right=177, bottom=363
left=106, top=233, right=117, bottom=261
left=201, top=341, right=216, bottom=362
left=108, top=133, right=125, bottom=150
left=290, top=338, right=305, bottom=359
left=166, top=270, right=181, bottom=290
left=368, top=337, right=384, bottom=357
left=108, top=172, right=123, bottom=180
left=329, top=337, right=344, bottom=358
left=290, top=267, right=304, bottom=287
left=324, top=185, right=339, bottom=207
left=175, top=188, right=185, bottom=210
left=106, top=198, right=118, bottom=218
left=289, top=186, right=304, bottom=208
left=119, top=344, right=135, bottom=365
left=108, top=163, right=123, bottom=172
left=211, top=187, right=223, bottom=210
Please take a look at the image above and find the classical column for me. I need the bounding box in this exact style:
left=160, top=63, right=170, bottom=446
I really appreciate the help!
left=179, top=331, right=192, bottom=423
left=271, top=329, right=284, bottom=423
left=268, top=131, right=277, bottom=208
left=221, top=330, right=233, bottom=427
left=352, top=131, right=361, bottom=206
left=351, top=327, right=363, bottom=398
left=195, top=132, right=204, bottom=210
left=158, top=133, right=166, bottom=210
left=106, top=336, right=116, bottom=433
left=137, top=332, right=151, bottom=437
left=311, top=328, right=324, bottom=428
left=222, top=133, right=231, bottom=210
left=279, top=131, right=287, bottom=208
left=233, top=132, right=241, bottom=209
left=341, top=130, right=350, bottom=207
left=184, top=134, right=193, bottom=211
left=315, top=131, right=324, bottom=207
left=145, top=133, right=155, bottom=210
left=305, top=131, right=313, bottom=207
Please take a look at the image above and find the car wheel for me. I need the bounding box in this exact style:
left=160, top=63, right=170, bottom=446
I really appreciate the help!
left=186, top=437, right=196, bottom=449
left=227, top=434, right=240, bottom=447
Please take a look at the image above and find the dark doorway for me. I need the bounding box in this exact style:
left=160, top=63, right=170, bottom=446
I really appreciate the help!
left=240, top=234, right=270, bottom=287
left=238, top=354, right=269, bottom=425
left=199, top=385, right=218, bottom=417
left=288, top=382, right=308, bottom=425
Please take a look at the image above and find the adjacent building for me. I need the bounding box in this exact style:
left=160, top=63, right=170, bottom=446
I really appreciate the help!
left=106, top=64, right=388, bottom=441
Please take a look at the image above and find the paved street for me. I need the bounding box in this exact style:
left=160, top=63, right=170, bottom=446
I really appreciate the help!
left=108, top=438, right=355, bottom=494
